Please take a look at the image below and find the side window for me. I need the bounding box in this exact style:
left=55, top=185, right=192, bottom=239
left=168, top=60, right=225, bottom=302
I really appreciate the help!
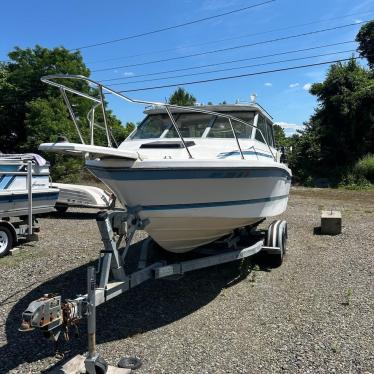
left=266, top=121, right=274, bottom=147
left=255, top=115, right=267, bottom=143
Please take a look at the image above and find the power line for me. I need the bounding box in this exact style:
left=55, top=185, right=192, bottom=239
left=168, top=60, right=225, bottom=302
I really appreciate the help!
left=91, top=21, right=367, bottom=73
left=117, top=56, right=363, bottom=93
left=105, top=49, right=355, bottom=87
left=70, top=0, right=275, bottom=51
left=88, top=10, right=373, bottom=65
left=99, top=41, right=355, bottom=83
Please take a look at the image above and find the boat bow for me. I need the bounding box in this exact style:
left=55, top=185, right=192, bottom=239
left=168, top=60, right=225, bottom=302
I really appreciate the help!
left=39, top=142, right=139, bottom=160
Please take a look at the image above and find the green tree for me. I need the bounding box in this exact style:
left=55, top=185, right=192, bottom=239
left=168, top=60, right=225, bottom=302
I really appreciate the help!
left=290, top=58, right=374, bottom=183
left=168, top=87, right=196, bottom=106
left=309, top=59, right=374, bottom=168
left=289, top=23, right=374, bottom=184
left=273, top=124, right=287, bottom=148
left=356, top=20, right=374, bottom=69
left=0, top=45, right=133, bottom=181
left=0, top=46, right=91, bottom=151
left=287, top=125, right=322, bottom=183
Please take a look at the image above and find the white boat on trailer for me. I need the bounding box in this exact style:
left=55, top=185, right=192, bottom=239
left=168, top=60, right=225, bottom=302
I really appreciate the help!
left=39, top=74, right=291, bottom=254
left=20, top=75, right=291, bottom=372
left=51, top=182, right=115, bottom=213
left=0, top=153, right=59, bottom=256
left=0, top=154, right=59, bottom=218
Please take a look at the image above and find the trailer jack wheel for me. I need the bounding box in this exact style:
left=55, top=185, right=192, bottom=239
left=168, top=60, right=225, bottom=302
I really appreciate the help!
left=93, top=356, right=108, bottom=374
left=85, top=355, right=108, bottom=374
left=0, top=226, right=13, bottom=257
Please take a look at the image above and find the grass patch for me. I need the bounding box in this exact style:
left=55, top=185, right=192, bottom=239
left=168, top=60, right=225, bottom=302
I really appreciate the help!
left=0, top=247, right=39, bottom=268
left=339, top=182, right=374, bottom=191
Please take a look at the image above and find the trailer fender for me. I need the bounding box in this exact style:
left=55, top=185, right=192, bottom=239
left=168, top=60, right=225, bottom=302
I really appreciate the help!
left=0, top=221, right=17, bottom=243
left=0, top=221, right=17, bottom=256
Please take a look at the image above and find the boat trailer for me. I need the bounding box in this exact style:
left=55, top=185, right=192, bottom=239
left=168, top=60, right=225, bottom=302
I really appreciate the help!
left=19, top=209, right=287, bottom=373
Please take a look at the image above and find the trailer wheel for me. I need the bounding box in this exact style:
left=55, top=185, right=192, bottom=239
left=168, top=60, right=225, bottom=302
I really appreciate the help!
left=55, top=204, right=68, bottom=214
left=265, top=220, right=287, bottom=267
left=0, top=226, right=13, bottom=257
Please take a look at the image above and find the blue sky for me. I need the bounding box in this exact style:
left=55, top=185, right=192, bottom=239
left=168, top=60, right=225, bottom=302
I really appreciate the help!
left=1, top=0, right=374, bottom=135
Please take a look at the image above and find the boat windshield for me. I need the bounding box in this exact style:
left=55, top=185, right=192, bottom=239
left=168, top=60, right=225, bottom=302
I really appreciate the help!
left=130, top=111, right=255, bottom=139
left=208, top=112, right=254, bottom=138
left=130, top=114, right=172, bottom=139
left=165, top=113, right=212, bottom=138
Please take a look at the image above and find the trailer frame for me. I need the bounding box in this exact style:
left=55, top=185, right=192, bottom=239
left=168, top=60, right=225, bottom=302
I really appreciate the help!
left=19, top=208, right=287, bottom=373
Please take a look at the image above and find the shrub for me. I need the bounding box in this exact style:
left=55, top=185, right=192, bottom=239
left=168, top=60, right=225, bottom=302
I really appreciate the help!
left=353, top=154, right=374, bottom=183
left=339, top=172, right=371, bottom=190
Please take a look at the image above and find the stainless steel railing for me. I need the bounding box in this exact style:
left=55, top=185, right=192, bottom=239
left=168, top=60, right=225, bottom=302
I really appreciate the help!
left=41, top=74, right=276, bottom=161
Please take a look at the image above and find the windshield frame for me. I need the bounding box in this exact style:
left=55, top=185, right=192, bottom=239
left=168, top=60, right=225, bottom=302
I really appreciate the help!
left=40, top=74, right=277, bottom=161
left=129, top=110, right=257, bottom=140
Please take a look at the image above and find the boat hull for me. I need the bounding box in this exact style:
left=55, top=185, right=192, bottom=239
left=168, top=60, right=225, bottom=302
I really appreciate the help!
left=51, top=183, right=113, bottom=209
left=0, top=156, right=59, bottom=218
left=87, top=162, right=291, bottom=253
left=0, top=189, right=59, bottom=218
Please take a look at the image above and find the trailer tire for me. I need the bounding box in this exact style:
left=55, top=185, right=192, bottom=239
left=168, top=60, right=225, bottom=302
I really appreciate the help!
left=265, top=220, right=287, bottom=268
left=0, top=225, right=13, bottom=257
left=55, top=204, right=68, bottom=214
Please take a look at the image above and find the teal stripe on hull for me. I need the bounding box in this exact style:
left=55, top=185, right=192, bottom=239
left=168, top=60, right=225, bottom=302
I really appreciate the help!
left=141, top=194, right=289, bottom=211
left=88, top=166, right=292, bottom=181
left=0, top=191, right=59, bottom=203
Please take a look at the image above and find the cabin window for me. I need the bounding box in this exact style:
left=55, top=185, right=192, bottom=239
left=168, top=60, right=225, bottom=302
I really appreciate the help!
left=255, top=115, right=268, bottom=143
left=165, top=113, right=212, bottom=138
left=131, top=114, right=171, bottom=139
left=256, top=116, right=275, bottom=146
left=208, top=112, right=254, bottom=138
left=266, top=121, right=275, bottom=147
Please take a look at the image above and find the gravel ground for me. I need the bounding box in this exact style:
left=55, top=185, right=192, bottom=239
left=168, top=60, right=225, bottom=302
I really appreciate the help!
left=0, top=187, right=373, bottom=374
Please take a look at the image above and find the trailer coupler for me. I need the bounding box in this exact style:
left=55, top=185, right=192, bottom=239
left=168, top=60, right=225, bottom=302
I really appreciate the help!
left=19, top=294, right=85, bottom=342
